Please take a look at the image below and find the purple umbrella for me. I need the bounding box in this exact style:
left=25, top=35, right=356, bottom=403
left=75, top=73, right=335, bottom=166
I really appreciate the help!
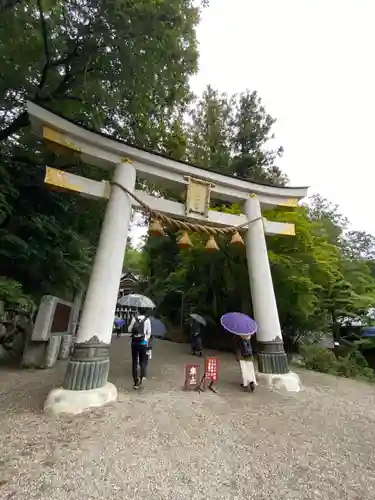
left=220, top=312, right=258, bottom=337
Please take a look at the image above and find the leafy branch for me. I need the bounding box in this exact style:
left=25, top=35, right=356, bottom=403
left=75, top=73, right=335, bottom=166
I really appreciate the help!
left=36, top=0, right=50, bottom=92
left=0, top=2, right=85, bottom=142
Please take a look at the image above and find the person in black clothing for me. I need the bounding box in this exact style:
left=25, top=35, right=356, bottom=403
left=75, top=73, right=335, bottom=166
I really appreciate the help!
left=115, top=319, right=122, bottom=338
left=128, top=307, right=152, bottom=389
left=190, top=318, right=203, bottom=356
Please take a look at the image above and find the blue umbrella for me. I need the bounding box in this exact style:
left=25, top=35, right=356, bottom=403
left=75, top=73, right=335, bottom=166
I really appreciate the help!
left=361, top=327, right=375, bottom=337
left=114, top=318, right=126, bottom=328
left=150, top=317, right=166, bottom=338
left=220, top=312, right=258, bottom=337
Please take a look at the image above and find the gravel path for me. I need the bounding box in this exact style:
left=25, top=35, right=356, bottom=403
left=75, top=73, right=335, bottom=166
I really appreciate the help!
left=1, top=338, right=375, bottom=500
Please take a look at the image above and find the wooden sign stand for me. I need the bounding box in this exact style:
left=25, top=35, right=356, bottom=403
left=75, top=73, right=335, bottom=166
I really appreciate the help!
left=196, top=377, right=217, bottom=394
left=196, top=357, right=218, bottom=394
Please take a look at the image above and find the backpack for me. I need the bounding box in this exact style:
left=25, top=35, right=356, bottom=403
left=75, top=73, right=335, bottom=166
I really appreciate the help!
left=131, top=316, right=147, bottom=342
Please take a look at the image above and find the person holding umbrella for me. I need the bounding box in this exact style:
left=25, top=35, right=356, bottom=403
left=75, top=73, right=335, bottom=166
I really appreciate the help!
left=233, top=334, right=256, bottom=392
left=128, top=306, right=152, bottom=389
left=119, top=294, right=156, bottom=388
left=114, top=317, right=126, bottom=338
left=221, top=312, right=258, bottom=392
left=189, top=313, right=206, bottom=356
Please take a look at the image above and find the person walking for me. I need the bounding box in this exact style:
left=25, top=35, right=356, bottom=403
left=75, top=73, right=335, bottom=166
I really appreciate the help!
left=114, top=316, right=123, bottom=338
left=233, top=334, right=256, bottom=392
left=190, top=318, right=203, bottom=356
left=128, top=308, right=151, bottom=389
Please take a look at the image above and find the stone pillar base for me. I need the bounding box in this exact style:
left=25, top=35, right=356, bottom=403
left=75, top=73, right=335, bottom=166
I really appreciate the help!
left=63, top=336, right=110, bottom=390
left=257, top=339, right=289, bottom=374
left=257, top=371, right=303, bottom=392
left=44, top=382, right=118, bottom=416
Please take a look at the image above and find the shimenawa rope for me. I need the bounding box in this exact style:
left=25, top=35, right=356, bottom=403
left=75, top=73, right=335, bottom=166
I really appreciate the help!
left=111, top=181, right=261, bottom=236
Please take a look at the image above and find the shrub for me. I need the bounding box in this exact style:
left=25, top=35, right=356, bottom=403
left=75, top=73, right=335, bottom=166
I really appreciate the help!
left=335, top=351, right=375, bottom=380
left=299, top=345, right=338, bottom=374
left=0, top=277, right=35, bottom=311
left=300, top=344, right=375, bottom=381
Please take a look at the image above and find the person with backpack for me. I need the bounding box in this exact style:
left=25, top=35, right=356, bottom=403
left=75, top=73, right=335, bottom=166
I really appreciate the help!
left=128, top=307, right=152, bottom=389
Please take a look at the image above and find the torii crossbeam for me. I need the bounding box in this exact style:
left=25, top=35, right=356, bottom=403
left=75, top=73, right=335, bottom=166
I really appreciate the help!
left=27, top=101, right=308, bottom=415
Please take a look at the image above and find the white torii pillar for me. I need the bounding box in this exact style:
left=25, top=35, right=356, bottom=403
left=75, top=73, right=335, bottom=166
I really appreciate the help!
left=244, top=195, right=302, bottom=392
left=44, top=162, right=136, bottom=415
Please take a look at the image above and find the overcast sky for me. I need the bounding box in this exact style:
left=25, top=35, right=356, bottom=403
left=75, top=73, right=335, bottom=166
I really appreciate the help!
left=191, top=0, right=374, bottom=235
left=130, top=0, right=374, bottom=245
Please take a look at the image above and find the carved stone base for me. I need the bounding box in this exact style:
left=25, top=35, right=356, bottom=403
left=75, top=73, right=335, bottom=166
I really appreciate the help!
left=257, top=339, right=289, bottom=374
left=44, top=382, right=118, bottom=415
left=63, top=336, right=110, bottom=390
left=256, top=371, right=303, bottom=392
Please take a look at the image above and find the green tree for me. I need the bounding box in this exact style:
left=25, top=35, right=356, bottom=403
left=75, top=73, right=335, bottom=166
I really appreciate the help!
left=306, top=195, right=375, bottom=339
left=0, top=0, right=202, bottom=299
left=343, top=230, right=375, bottom=260
left=186, top=86, right=287, bottom=185
left=123, top=245, right=146, bottom=276
left=230, top=90, right=287, bottom=185
left=307, top=194, right=348, bottom=245
left=187, top=86, right=233, bottom=170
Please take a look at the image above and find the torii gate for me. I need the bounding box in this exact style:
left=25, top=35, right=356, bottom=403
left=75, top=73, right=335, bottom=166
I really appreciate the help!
left=27, top=101, right=308, bottom=415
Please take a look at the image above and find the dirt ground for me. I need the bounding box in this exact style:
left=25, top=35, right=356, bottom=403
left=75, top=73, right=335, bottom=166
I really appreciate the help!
left=1, top=337, right=375, bottom=500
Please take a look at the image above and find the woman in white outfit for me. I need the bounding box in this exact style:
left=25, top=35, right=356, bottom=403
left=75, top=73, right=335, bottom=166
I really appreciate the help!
left=233, top=334, right=257, bottom=392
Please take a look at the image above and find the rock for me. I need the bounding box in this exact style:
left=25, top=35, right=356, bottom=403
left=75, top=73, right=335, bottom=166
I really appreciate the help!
left=23, top=321, right=34, bottom=343
left=292, top=354, right=304, bottom=366
left=44, top=383, right=118, bottom=416
left=11, top=331, right=26, bottom=356
left=0, top=323, right=7, bottom=340
left=21, top=341, right=47, bottom=368
left=14, top=314, right=30, bottom=332
left=45, top=336, right=62, bottom=368
left=0, top=345, right=11, bottom=364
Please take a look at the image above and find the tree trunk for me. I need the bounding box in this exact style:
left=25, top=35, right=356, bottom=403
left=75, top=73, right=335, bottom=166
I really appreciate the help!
left=331, top=309, right=340, bottom=343
left=331, top=309, right=341, bottom=358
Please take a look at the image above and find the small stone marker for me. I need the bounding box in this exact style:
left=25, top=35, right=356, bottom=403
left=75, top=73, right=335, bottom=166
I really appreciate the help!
left=45, top=335, right=62, bottom=368
left=184, top=364, right=200, bottom=390
left=59, top=334, right=73, bottom=360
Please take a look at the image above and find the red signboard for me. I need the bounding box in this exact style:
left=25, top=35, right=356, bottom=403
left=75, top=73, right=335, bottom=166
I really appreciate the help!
left=185, top=364, right=200, bottom=390
left=205, top=357, right=218, bottom=382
